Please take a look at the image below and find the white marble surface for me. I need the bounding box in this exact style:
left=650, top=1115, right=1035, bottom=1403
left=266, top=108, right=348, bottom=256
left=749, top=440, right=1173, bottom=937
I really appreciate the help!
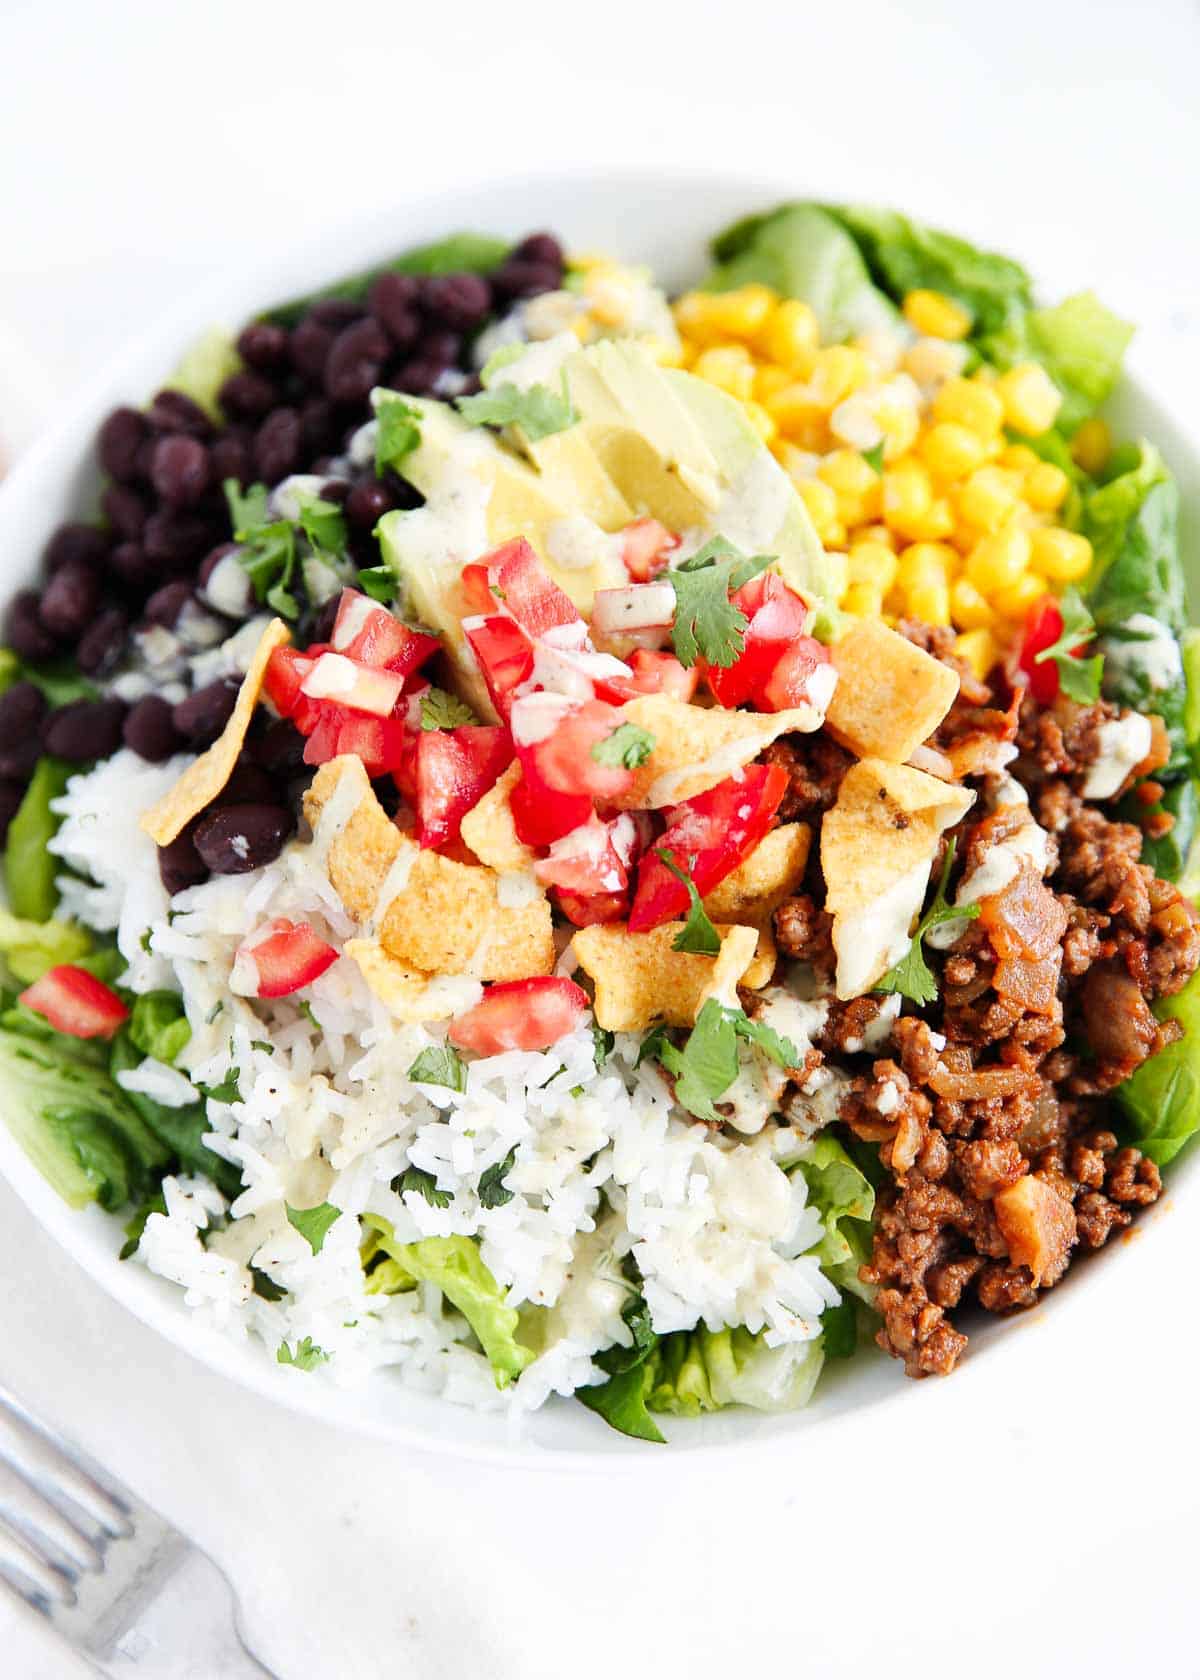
left=2, top=2, right=1200, bottom=1674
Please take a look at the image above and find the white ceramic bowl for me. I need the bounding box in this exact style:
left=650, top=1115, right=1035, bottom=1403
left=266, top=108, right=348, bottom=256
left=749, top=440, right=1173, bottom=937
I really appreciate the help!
left=1, top=171, right=1196, bottom=1464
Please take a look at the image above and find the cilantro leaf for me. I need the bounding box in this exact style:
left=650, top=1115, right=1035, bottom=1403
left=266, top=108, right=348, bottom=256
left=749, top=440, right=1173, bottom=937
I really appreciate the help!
left=356, top=565, right=397, bottom=603
left=407, top=1045, right=467, bottom=1092
left=1033, top=586, right=1104, bottom=703
left=640, top=999, right=803, bottom=1121
left=251, top=1267, right=288, bottom=1302
left=667, top=537, right=772, bottom=668
left=276, top=1336, right=329, bottom=1372
left=374, top=395, right=423, bottom=478
left=398, top=1165, right=451, bottom=1209
left=297, top=495, right=347, bottom=556
left=285, top=1201, right=341, bottom=1255
left=654, top=849, right=720, bottom=956
left=478, top=1148, right=517, bottom=1209
left=732, top=1010, right=803, bottom=1070
left=591, top=721, right=656, bottom=770
left=862, top=441, right=885, bottom=473
left=224, top=480, right=270, bottom=534
left=479, top=343, right=527, bottom=383
left=420, top=687, right=479, bottom=730
left=456, top=376, right=577, bottom=442
left=200, top=1067, right=241, bottom=1103
left=874, top=838, right=980, bottom=1006
left=592, top=1026, right=615, bottom=1070
left=596, top=1292, right=658, bottom=1375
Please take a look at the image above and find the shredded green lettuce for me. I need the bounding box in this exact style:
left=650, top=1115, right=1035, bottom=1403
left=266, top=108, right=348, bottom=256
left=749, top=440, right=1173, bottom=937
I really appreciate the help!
left=4, top=758, right=72, bottom=922
left=0, top=911, right=91, bottom=985
left=1118, top=971, right=1200, bottom=1165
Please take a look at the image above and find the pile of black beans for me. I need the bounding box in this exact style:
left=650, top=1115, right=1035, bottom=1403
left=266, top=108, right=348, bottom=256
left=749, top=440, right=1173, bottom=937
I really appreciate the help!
left=0, top=232, right=566, bottom=876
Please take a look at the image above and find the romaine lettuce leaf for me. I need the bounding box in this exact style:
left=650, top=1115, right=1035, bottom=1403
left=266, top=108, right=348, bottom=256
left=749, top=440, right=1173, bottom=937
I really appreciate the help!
left=0, top=910, right=91, bottom=985
left=164, top=326, right=242, bottom=424
left=1117, top=971, right=1200, bottom=1164
left=4, top=758, right=72, bottom=922
left=127, top=991, right=191, bottom=1064
left=791, top=1133, right=876, bottom=1302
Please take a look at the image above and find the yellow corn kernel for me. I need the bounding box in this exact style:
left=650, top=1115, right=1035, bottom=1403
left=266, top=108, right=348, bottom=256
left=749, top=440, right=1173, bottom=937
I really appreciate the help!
left=759, top=299, right=819, bottom=373
left=897, top=497, right=956, bottom=543
left=808, top=346, right=869, bottom=411
left=897, top=540, right=954, bottom=594
left=741, top=400, right=777, bottom=445
left=933, top=377, right=1005, bottom=439
left=842, top=581, right=885, bottom=618
left=1024, top=460, right=1070, bottom=512
left=857, top=522, right=897, bottom=551
left=818, top=448, right=880, bottom=503
left=993, top=570, right=1048, bottom=620
left=955, top=628, right=1000, bottom=681
left=958, top=465, right=1022, bottom=534
left=1071, top=416, right=1112, bottom=476
left=904, top=337, right=970, bottom=388
left=691, top=345, right=756, bottom=402
left=902, top=289, right=972, bottom=341
left=882, top=458, right=933, bottom=529
left=1030, top=526, right=1093, bottom=582
left=673, top=285, right=775, bottom=343
left=920, top=421, right=988, bottom=480
left=966, top=525, right=1032, bottom=594
left=950, top=577, right=996, bottom=630
left=796, top=478, right=842, bottom=543
left=907, top=581, right=952, bottom=626
left=876, top=403, right=921, bottom=461
left=997, top=443, right=1041, bottom=476
left=848, top=540, right=899, bottom=595
left=996, top=362, right=1062, bottom=436
left=754, top=363, right=792, bottom=404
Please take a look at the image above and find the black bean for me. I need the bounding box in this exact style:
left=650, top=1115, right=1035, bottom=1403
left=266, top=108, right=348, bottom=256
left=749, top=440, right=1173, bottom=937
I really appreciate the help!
left=193, top=803, right=291, bottom=874
left=173, top=679, right=239, bottom=746
left=309, top=298, right=366, bottom=329
left=42, top=698, right=127, bottom=763
left=253, top=408, right=302, bottom=484
left=0, top=682, right=48, bottom=778
left=76, top=606, right=129, bottom=677
left=97, top=406, right=150, bottom=482
left=215, top=761, right=279, bottom=807
left=144, top=580, right=195, bottom=629
left=150, top=434, right=211, bottom=507
left=254, top=716, right=306, bottom=777
left=299, top=397, right=338, bottom=458
left=219, top=369, right=278, bottom=421
left=345, top=477, right=394, bottom=529
left=391, top=356, right=446, bottom=397
left=44, top=523, right=111, bottom=574
left=146, top=389, right=213, bottom=438
left=143, top=510, right=219, bottom=570
left=106, top=541, right=155, bottom=594
left=492, top=257, right=563, bottom=299
left=102, top=482, right=149, bottom=541
left=512, top=231, right=564, bottom=271
left=38, top=556, right=102, bottom=643
left=122, top=694, right=183, bottom=762
left=420, top=327, right=462, bottom=366
left=158, top=823, right=208, bottom=895
left=367, top=273, right=421, bottom=349
left=421, top=273, right=492, bottom=331
left=319, top=477, right=351, bottom=504
left=237, top=321, right=289, bottom=370
left=324, top=318, right=390, bottom=405
left=289, top=318, right=334, bottom=382
left=5, top=590, right=60, bottom=660
left=210, top=431, right=251, bottom=490
left=0, top=780, right=25, bottom=847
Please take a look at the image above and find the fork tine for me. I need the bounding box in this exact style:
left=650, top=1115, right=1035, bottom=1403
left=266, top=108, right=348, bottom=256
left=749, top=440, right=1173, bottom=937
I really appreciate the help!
left=0, top=1460, right=105, bottom=1578
left=0, top=1517, right=77, bottom=1612
left=0, top=1385, right=131, bottom=1539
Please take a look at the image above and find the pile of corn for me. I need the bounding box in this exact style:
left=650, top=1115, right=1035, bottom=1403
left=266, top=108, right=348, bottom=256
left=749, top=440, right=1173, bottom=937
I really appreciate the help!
left=672, top=283, right=1110, bottom=678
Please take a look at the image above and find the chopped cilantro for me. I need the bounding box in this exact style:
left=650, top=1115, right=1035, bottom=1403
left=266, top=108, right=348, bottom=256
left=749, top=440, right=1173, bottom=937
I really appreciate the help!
left=874, top=838, right=980, bottom=1006
left=374, top=395, right=423, bottom=477
left=592, top=1026, right=615, bottom=1070
left=420, top=687, right=479, bottom=730
left=591, top=721, right=656, bottom=770
left=478, top=1148, right=517, bottom=1209
left=399, top=1165, right=451, bottom=1209
left=297, top=495, right=347, bottom=556
left=407, top=1045, right=467, bottom=1092
left=1033, top=586, right=1104, bottom=703
left=654, top=849, right=720, bottom=956
left=667, top=537, right=772, bottom=669
left=276, top=1336, right=329, bottom=1372
left=285, top=1200, right=341, bottom=1255
left=356, top=565, right=397, bottom=603
left=250, top=1039, right=274, bottom=1055
left=223, top=479, right=350, bottom=623
left=639, top=998, right=802, bottom=1122
left=298, top=1000, right=319, bottom=1028
left=201, top=1067, right=240, bottom=1103
left=861, top=441, right=885, bottom=473
left=251, top=1267, right=288, bottom=1302
left=479, top=344, right=527, bottom=383
left=456, top=376, right=577, bottom=442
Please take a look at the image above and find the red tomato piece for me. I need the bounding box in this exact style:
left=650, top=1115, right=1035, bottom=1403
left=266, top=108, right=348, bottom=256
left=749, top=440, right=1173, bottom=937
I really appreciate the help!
left=239, top=919, right=338, bottom=999
left=301, top=711, right=408, bottom=775
left=460, top=562, right=496, bottom=615
left=263, top=647, right=316, bottom=719
left=533, top=812, right=630, bottom=895
left=628, top=763, right=789, bottom=931
left=487, top=538, right=582, bottom=638
left=518, top=697, right=635, bottom=802
left=509, top=773, right=592, bottom=849
left=448, top=977, right=590, bottom=1056
left=400, top=725, right=513, bottom=849
left=19, top=965, right=129, bottom=1040
left=1019, top=596, right=1068, bottom=705
left=331, top=589, right=440, bottom=678
left=464, top=616, right=536, bottom=721
left=554, top=887, right=631, bottom=927
left=596, top=648, right=699, bottom=705
left=759, top=634, right=832, bottom=713
left=705, top=573, right=812, bottom=709
left=621, top=517, right=679, bottom=582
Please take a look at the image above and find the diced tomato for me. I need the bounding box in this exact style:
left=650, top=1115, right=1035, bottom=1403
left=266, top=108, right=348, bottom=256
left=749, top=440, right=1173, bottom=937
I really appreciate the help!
left=533, top=812, right=630, bottom=895
left=19, top=965, right=129, bottom=1040
left=238, top=919, right=338, bottom=999
left=759, top=634, right=832, bottom=713
left=518, top=698, right=635, bottom=803
left=628, top=763, right=789, bottom=931
left=300, top=652, right=405, bottom=718
left=302, top=710, right=408, bottom=775
left=705, top=573, right=813, bottom=709
left=448, top=977, right=590, bottom=1055
left=509, top=773, right=592, bottom=849
left=460, top=562, right=495, bottom=615
left=263, top=647, right=316, bottom=719
left=554, top=887, right=630, bottom=927
left=399, top=725, right=513, bottom=849
left=596, top=648, right=699, bottom=705
left=464, top=615, right=536, bottom=721
left=1019, top=596, right=1071, bottom=705
left=487, top=538, right=582, bottom=638
left=621, top=517, right=679, bottom=583
left=331, top=589, right=440, bottom=679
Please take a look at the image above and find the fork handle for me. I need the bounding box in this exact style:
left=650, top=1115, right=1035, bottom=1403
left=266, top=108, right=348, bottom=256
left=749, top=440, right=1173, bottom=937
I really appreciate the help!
left=88, top=1547, right=278, bottom=1680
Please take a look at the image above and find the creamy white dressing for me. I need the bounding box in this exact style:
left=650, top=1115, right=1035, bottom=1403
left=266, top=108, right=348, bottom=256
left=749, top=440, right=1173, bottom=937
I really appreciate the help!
left=1083, top=713, right=1153, bottom=800
left=1102, top=614, right=1183, bottom=694
left=705, top=450, right=795, bottom=557
left=928, top=806, right=1052, bottom=950
left=718, top=988, right=830, bottom=1137
left=835, top=861, right=930, bottom=1000
left=308, top=767, right=366, bottom=872
left=510, top=692, right=577, bottom=746
left=545, top=515, right=625, bottom=575
left=485, top=331, right=578, bottom=395
left=369, top=845, right=419, bottom=932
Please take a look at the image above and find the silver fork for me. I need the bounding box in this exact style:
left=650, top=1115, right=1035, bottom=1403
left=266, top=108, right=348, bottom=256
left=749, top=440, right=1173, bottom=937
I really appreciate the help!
left=0, top=1381, right=278, bottom=1678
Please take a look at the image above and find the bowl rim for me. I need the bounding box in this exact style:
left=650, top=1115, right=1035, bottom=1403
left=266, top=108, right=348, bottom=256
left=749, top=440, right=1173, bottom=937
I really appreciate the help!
left=1, top=165, right=1195, bottom=1467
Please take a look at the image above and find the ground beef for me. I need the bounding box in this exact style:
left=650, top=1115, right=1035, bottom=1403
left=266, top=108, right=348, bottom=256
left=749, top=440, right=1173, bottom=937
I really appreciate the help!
left=773, top=893, right=835, bottom=978
left=761, top=732, right=854, bottom=823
